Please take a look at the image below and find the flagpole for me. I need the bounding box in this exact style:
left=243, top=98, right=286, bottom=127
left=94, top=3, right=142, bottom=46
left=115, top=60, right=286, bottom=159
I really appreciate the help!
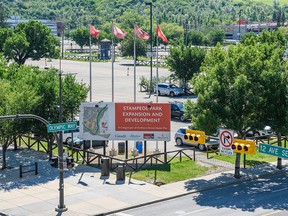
left=112, top=23, right=115, bottom=103
left=133, top=25, right=136, bottom=103
left=89, top=34, right=92, bottom=102
left=156, top=28, right=159, bottom=104
left=110, top=23, right=116, bottom=156
left=154, top=26, right=160, bottom=154
left=89, top=33, right=93, bottom=150
left=132, top=25, right=139, bottom=157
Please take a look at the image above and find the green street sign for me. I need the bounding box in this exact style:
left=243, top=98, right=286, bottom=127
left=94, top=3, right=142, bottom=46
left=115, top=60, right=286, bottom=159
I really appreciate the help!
left=48, top=122, right=77, bottom=133
left=258, top=143, right=288, bottom=159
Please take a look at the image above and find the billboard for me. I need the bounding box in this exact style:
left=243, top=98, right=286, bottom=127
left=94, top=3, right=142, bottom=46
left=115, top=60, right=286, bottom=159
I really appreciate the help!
left=79, top=102, right=171, bottom=141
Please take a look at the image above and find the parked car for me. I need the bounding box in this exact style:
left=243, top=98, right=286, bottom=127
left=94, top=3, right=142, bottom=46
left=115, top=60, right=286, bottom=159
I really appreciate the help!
left=170, top=101, right=189, bottom=122
left=246, top=126, right=274, bottom=138
left=155, top=83, right=184, bottom=97
left=174, top=127, right=218, bottom=151
left=66, top=137, right=108, bottom=149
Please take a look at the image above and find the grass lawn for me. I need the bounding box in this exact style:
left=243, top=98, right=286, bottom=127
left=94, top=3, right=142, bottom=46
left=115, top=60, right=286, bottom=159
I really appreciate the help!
left=211, top=151, right=277, bottom=167
left=208, top=139, right=285, bottom=167
left=130, top=158, right=214, bottom=184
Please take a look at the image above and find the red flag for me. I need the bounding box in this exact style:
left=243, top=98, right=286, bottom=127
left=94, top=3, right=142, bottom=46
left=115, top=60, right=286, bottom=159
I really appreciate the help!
left=90, top=24, right=100, bottom=39
left=134, top=25, right=150, bottom=40
left=156, top=25, right=168, bottom=43
left=113, top=25, right=127, bottom=39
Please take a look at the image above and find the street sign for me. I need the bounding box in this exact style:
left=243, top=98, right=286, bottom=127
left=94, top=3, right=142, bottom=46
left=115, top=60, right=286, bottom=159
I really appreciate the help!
left=48, top=122, right=77, bottom=133
left=219, top=129, right=234, bottom=156
left=258, top=143, right=288, bottom=159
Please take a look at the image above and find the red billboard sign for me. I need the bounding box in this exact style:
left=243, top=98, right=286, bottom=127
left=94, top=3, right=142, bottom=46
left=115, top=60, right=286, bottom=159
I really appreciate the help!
left=115, top=103, right=170, bottom=132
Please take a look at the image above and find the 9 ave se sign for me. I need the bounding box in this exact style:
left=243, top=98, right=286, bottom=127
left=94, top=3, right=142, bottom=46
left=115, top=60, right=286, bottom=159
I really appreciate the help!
left=259, top=143, right=288, bottom=159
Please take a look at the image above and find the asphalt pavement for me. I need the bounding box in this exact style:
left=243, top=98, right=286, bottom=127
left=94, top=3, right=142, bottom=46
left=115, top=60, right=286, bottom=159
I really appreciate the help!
left=1, top=148, right=287, bottom=216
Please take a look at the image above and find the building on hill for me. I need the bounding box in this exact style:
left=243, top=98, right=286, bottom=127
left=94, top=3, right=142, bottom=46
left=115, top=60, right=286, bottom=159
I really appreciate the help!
left=216, top=21, right=281, bottom=40
left=6, top=16, right=62, bottom=37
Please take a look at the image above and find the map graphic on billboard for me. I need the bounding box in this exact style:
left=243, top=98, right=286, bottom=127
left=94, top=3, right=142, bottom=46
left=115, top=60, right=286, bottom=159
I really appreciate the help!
left=82, top=105, right=110, bottom=139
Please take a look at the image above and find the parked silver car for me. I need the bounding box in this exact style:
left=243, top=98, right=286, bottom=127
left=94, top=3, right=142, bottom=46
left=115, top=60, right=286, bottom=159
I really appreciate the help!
left=155, top=83, right=184, bottom=97
left=174, top=127, right=219, bottom=151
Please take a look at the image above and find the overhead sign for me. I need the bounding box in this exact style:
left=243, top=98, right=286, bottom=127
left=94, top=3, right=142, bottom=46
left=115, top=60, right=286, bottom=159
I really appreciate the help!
left=48, top=122, right=77, bottom=133
left=79, top=102, right=171, bottom=141
left=259, top=143, right=288, bottom=159
left=219, top=129, right=234, bottom=156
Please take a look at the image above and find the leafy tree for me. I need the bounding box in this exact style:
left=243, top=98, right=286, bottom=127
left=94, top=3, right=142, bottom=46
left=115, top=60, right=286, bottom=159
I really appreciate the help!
left=0, top=64, right=40, bottom=169
left=188, top=30, right=288, bottom=175
left=119, top=11, right=145, bottom=29
left=158, top=22, right=184, bottom=46
left=3, top=21, right=60, bottom=65
left=62, top=74, right=89, bottom=121
left=165, top=45, right=206, bottom=94
left=240, top=32, right=257, bottom=43
left=0, top=3, right=9, bottom=28
left=71, top=26, right=89, bottom=49
left=119, top=33, right=148, bottom=58
left=206, top=28, right=225, bottom=46
left=187, top=30, right=205, bottom=46
left=0, top=57, right=89, bottom=168
left=0, top=28, right=13, bottom=52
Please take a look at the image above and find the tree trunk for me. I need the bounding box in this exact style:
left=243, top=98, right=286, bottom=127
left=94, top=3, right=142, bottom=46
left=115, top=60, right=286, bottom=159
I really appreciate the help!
left=234, top=152, right=241, bottom=178
left=277, top=133, right=282, bottom=169
left=48, top=137, right=53, bottom=160
left=13, top=135, right=17, bottom=150
left=2, top=141, right=7, bottom=170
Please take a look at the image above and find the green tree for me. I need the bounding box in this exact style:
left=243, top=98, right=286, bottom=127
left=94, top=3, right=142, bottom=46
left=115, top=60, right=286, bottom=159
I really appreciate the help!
left=206, top=29, right=225, bottom=46
left=119, top=12, right=145, bottom=29
left=165, top=45, right=206, bottom=94
left=0, top=58, right=89, bottom=168
left=188, top=31, right=288, bottom=175
left=3, top=21, right=60, bottom=65
left=0, top=3, right=9, bottom=28
left=0, top=28, right=13, bottom=52
left=119, top=33, right=148, bottom=58
left=0, top=65, right=40, bottom=169
left=62, top=74, right=89, bottom=121
left=240, top=32, right=257, bottom=43
left=71, top=26, right=89, bottom=49
left=159, top=22, right=184, bottom=46
left=188, top=31, right=205, bottom=46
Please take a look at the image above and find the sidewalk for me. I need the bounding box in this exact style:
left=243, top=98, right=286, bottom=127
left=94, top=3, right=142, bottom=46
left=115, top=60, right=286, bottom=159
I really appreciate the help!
left=0, top=149, right=287, bottom=216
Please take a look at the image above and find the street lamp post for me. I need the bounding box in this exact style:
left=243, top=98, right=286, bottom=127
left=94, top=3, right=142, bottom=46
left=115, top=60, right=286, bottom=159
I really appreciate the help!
left=145, top=1, right=152, bottom=97
left=55, top=30, right=67, bottom=212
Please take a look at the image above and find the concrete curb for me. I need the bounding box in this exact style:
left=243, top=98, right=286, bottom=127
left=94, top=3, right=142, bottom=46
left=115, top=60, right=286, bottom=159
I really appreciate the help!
left=99, top=163, right=287, bottom=215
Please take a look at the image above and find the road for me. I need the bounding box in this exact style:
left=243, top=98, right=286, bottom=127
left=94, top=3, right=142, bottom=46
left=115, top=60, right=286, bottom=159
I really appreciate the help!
left=110, top=172, right=288, bottom=216
left=26, top=59, right=196, bottom=153
left=26, top=58, right=196, bottom=103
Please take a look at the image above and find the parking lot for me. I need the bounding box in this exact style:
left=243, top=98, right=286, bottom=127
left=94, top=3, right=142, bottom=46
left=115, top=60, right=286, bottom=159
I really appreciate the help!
left=26, top=58, right=197, bottom=153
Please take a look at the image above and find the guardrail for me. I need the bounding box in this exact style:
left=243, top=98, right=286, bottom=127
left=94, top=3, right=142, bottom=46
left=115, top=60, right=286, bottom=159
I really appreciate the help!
left=67, top=146, right=196, bottom=172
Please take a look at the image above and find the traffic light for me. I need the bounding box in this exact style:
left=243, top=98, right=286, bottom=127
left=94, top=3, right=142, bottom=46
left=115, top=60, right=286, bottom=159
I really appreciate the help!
left=232, top=139, right=256, bottom=154
left=184, top=129, right=205, bottom=144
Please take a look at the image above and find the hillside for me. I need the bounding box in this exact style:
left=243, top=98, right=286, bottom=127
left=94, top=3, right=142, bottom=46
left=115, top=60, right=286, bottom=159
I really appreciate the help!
left=2, top=0, right=287, bottom=32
